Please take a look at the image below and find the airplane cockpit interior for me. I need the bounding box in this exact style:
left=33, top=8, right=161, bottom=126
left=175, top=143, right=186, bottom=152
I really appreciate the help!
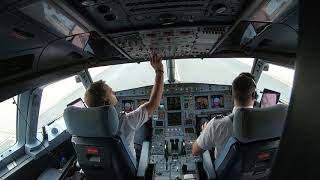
left=1, top=0, right=320, bottom=180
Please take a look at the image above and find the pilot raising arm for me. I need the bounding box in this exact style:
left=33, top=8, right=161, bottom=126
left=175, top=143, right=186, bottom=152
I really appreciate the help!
left=142, top=54, right=165, bottom=114
left=119, top=54, right=164, bottom=159
left=84, top=54, right=164, bottom=159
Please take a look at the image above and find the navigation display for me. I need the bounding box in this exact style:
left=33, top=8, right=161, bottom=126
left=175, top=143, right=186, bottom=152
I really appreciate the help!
left=168, top=112, right=182, bottom=126
left=167, top=97, right=181, bottom=110
left=195, top=96, right=209, bottom=109
left=122, top=100, right=134, bottom=112
left=211, top=95, right=224, bottom=108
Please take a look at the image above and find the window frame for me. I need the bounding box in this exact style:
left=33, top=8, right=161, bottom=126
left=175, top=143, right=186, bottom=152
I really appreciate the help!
left=0, top=92, right=30, bottom=171
left=25, top=74, right=87, bottom=155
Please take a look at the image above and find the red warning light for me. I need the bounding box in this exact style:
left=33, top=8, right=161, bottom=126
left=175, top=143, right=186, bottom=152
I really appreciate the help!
left=86, top=147, right=99, bottom=155
left=257, top=152, right=271, bottom=161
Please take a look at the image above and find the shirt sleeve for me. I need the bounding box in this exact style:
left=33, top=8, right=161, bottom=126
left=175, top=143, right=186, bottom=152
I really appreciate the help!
left=196, top=120, right=217, bottom=150
left=124, top=106, right=149, bottom=130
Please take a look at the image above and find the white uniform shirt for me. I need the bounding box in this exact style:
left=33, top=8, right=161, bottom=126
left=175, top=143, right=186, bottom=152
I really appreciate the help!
left=196, top=106, right=253, bottom=158
left=118, top=106, right=149, bottom=159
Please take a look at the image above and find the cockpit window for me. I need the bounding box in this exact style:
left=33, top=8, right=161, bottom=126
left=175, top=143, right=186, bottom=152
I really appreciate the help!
left=257, top=64, right=294, bottom=103
left=174, top=58, right=254, bottom=84
left=89, top=61, right=168, bottom=91
left=0, top=97, right=17, bottom=154
left=38, top=76, right=85, bottom=129
left=88, top=58, right=254, bottom=91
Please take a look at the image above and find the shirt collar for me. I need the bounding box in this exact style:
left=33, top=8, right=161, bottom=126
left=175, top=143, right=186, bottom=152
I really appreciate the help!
left=232, top=106, right=254, bottom=113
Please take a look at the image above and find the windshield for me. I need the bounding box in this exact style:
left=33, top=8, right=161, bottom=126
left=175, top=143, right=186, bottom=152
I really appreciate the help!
left=88, top=58, right=254, bottom=91
left=38, top=58, right=293, bottom=124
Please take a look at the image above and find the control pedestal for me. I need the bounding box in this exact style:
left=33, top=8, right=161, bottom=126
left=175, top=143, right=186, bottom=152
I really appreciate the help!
left=150, top=128, right=201, bottom=179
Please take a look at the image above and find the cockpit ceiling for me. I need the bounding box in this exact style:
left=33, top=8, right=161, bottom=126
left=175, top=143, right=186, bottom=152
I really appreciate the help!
left=110, top=26, right=228, bottom=59
left=71, top=0, right=248, bottom=33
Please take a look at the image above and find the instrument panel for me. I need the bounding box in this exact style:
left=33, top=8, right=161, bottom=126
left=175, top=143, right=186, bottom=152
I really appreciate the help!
left=115, top=83, right=233, bottom=179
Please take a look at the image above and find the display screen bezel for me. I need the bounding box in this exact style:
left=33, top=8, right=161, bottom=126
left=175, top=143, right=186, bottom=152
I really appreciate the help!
left=167, top=112, right=182, bottom=126
left=167, top=96, right=182, bottom=111
left=211, top=95, right=225, bottom=108
left=195, top=96, right=209, bottom=110
left=260, top=88, right=281, bottom=108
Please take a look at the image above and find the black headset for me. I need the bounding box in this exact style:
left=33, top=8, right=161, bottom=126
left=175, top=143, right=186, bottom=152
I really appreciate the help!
left=239, top=72, right=258, bottom=100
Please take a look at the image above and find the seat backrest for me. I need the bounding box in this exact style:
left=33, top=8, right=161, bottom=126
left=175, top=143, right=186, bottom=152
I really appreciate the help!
left=64, top=105, right=136, bottom=180
left=215, top=104, right=288, bottom=180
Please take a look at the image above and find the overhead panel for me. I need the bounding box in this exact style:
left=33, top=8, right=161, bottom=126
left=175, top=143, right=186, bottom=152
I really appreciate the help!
left=111, top=26, right=227, bottom=60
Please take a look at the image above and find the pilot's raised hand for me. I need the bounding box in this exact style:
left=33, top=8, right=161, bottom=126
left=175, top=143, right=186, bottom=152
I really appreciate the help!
left=150, top=54, right=164, bottom=73
left=143, top=54, right=164, bottom=115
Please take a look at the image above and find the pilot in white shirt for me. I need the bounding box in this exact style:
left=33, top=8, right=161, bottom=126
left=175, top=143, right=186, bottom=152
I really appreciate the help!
left=192, top=72, right=257, bottom=158
left=84, top=54, right=164, bottom=160
left=118, top=106, right=149, bottom=158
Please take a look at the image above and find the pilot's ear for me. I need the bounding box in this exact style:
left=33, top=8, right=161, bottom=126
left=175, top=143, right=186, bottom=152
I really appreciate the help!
left=105, top=99, right=111, bottom=105
left=252, top=91, right=256, bottom=100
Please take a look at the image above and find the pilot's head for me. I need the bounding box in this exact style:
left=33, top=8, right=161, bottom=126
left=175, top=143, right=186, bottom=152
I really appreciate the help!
left=232, top=72, right=256, bottom=107
left=84, top=80, right=118, bottom=107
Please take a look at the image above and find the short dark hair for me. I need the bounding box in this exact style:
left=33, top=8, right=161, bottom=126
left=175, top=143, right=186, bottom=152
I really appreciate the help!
left=84, top=80, right=108, bottom=107
left=232, top=73, right=256, bottom=106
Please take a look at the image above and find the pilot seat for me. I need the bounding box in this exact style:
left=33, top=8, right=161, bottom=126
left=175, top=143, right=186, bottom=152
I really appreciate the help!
left=63, top=105, right=149, bottom=180
left=213, top=104, right=288, bottom=180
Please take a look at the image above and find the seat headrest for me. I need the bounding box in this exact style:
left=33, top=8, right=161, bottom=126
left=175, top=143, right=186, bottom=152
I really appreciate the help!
left=63, top=105, right=119, bottom=138
left=233, top=104, right=288, bottom=143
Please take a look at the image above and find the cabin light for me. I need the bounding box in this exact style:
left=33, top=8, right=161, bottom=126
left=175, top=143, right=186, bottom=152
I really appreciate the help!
left=212, top=4, right=228, bottom=14
left=81, top=0, right=97, bottom=6
left=216, top=6, right=227, bottom=14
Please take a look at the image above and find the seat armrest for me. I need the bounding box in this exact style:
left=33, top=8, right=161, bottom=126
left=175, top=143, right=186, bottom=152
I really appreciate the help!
left=137, top=141, right=150, bottom=178
left=202, top=150, right=217, bottom=180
